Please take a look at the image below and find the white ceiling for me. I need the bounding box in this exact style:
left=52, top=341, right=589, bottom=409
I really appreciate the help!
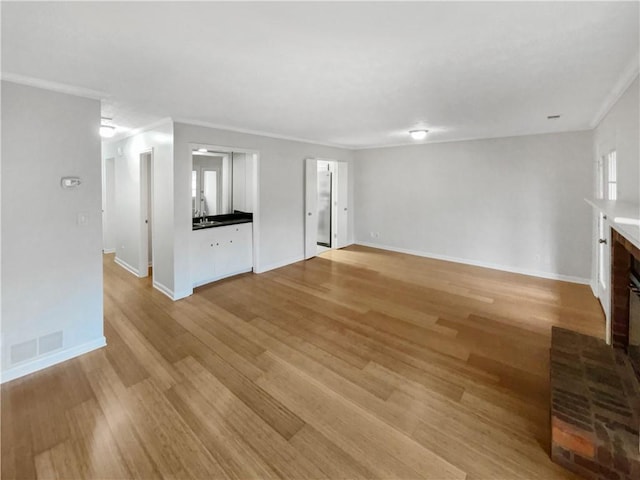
left=2, top=2, right=638, bottom=148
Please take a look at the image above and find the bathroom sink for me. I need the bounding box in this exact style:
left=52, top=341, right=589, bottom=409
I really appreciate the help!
left=193, top=212, right=253, bottom=230
left=193, top=220, right=222, bottom=229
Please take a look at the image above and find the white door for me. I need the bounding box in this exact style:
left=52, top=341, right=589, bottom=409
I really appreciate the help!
left=140, top=151, right=153, bottom=277
left=336, top=162, right=349, bottom=248
left=597, top=212, right=612, bottom=343
left=304, top=158, right=318, bottom=259
left=147, top=158, right=153, bottom=266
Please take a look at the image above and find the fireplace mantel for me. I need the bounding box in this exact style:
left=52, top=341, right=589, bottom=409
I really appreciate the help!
left=586, top=199, right=640, bottom=251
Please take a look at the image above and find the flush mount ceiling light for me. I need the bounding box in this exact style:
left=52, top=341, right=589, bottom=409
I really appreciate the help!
left=409, top=129, right=428, bottom=140
left=99, top=117, right=116, bottom=138
left=99, top=125, right=116, bottom=138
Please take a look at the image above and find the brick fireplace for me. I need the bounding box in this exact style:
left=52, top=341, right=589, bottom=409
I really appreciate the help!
left=610, top=230, right=640, bottom=358
left=550, top=228, right=640, bottom=480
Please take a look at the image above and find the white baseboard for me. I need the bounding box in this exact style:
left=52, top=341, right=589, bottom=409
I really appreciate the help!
left=151, top=280, right=192, bottom=301
left=152, top=280, right=175, bottom=300
left=590, top=280, right=598, bottom=297
left=103, top=248, right=115, bottom=254
left=173, top=289, right=193, bottom=301
left=1, top=336, right=107, bottom=384
left=356, top=241, right=591, bottom=285
left=114, top=256, right=140, bottom=276
left=255, top=255, right=304, bottom=274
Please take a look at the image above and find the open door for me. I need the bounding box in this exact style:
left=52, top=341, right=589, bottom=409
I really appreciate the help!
left=336, top=162, right=349, bottom=248
left=304, top=158, right=318, bottom=259
left=139, top=151, right=153, bottom=278
left=597, top=211, right=612, bottom=344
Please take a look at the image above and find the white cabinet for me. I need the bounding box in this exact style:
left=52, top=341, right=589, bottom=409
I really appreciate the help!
left=191, top=223, right=253, bottom=287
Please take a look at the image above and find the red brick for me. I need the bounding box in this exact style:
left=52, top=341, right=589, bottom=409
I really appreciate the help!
left=552, top=416, right=596, bottom=458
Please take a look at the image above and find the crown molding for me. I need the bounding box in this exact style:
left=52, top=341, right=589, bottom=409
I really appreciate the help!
left=101, top=117, right=174, bottom=144
left=1, top=72, right=108, bottom=100
left=352, top=127, right=593, bottom=151
left=589, top=54, right=640, bottom=129
left=173, top=117, right=352, bottom=150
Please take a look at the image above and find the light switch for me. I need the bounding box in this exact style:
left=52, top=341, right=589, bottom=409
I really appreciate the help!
left=61, top=176, right=81, bottom=189
left=77, top=212, right=89, bottom=226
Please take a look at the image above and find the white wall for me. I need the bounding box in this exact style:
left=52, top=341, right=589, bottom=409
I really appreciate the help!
left=173, top=122, right=355, bottom=298
left=354, top=130, right=594, bottom=282
left=590, top=76, right=640, bottom=290
left=593, top=76, right=640, bottom=204
left=1, top=81, right=105, bottom=382
left=102, top=122, right=175, bottom=297
left=102, top=156, right=116, bottom=252
left=232, top=152, right=254, bottom=212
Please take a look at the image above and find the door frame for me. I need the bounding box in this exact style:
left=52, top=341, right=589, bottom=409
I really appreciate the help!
left=304, top=158, right=319, bottom=259
left=305, top=157, right=349, bottom=259
left=139, top=148, right=155, bottom=279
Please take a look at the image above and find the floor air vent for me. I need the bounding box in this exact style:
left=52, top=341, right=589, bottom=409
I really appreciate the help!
left=9, top=331, right=64, bottom=365
left=39, top=331, right=63, bottom=355
left=10, top=339, right=38, bottom=364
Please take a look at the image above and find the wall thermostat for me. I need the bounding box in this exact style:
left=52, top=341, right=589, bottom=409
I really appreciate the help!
left=61, top=177, right=81, bottom=189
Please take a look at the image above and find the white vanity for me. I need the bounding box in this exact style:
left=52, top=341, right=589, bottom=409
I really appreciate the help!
left=190, top=146, right=256, bottom=288
left=190, top=220, right=253, bottom=287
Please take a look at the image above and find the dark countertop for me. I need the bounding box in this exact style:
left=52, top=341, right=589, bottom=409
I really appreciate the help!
left=192, top=212, right=253, bottom=231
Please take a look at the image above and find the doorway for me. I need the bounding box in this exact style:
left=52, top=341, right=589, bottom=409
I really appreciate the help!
left=190, top=144, right=260, bottom=271
left=140, top=151, right=154, bottom=277
left=316, top=161, right=332, bottom=250
left=304, top=158, right=349, bottom=259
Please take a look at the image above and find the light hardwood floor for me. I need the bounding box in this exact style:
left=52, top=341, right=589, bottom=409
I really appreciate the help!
left=2, top=245, right=604, bottom=479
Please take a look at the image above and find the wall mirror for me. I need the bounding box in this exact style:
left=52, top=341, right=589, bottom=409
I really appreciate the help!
left=191, top=148, right=255, bottom=218
left=192, top=151, right=231, bottom=217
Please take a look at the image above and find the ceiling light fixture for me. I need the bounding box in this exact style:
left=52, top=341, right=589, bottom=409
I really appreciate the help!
left=99, top=125, right=116, bottom=138
left=99, top=117, right=116, bottom=138
left=409, top=129, right=428, bottom=140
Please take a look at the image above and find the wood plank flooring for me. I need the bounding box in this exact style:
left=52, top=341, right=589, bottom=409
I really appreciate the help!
left=1, top=245, right=604, bottom=479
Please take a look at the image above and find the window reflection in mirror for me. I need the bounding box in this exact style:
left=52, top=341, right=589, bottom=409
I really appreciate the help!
left=192, top=148, right=255, bottom=219
left=192, top=152, right=231, bottom=217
